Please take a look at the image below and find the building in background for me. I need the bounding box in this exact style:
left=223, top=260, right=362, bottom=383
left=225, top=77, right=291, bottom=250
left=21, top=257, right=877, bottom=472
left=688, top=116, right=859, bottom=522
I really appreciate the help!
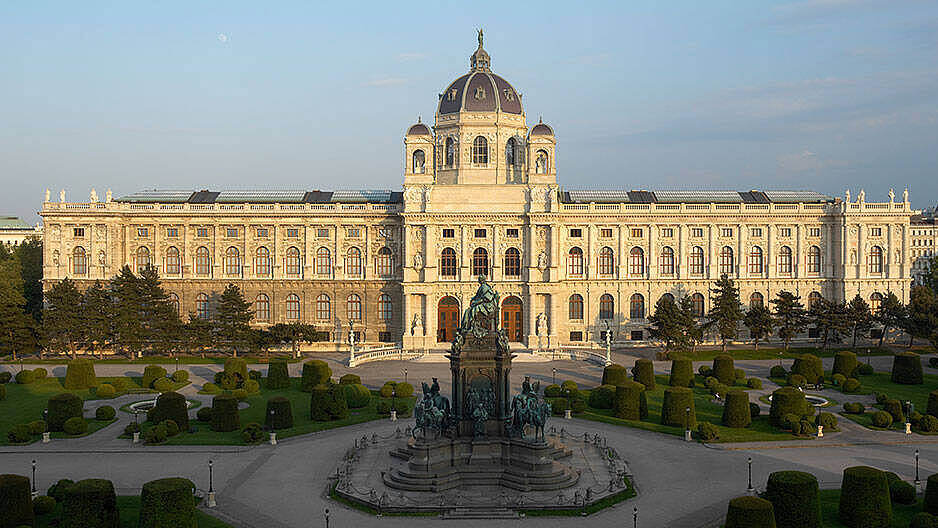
left=911, top=205, right=937, bottom=286
left=0, top=216, right=41, bottom=246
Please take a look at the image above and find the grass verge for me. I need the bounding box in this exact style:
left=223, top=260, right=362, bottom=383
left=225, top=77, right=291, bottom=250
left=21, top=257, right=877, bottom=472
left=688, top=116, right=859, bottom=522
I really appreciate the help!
left=35, top=495, right=233, bottom=527
left=818, top=489, right=923, bottom=527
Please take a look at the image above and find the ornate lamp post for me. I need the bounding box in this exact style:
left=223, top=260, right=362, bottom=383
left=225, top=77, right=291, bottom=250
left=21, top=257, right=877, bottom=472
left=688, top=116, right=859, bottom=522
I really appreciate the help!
left=633, top=506, right=638, bottom=528
left=684, top=407, right=692, bottom=442
left=31, top=460, right=36, bottom=494
left=403, top=368, right=408, bottom=384
left=324, top=507, right=330, bottom=528
left=915, top=449, right=921, bottom=490
left=207, top=459, right=216, bottom=507
left=747, top=457, right=754, bottom=493
left=552, top=368, right=557, bottom=386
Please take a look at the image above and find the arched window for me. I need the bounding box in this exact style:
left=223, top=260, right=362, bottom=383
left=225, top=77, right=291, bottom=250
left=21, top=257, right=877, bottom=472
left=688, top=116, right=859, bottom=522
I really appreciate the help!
left=168, top=293, right=179, bottom=315
left=378, top=294, right=392, bottom=322
left=535, top=150, right=548, bottom=174
left=347, top=294, right=362, bottom=321
left=599, top=247, right=615, bottom=276
left=659, top=293, right=675, bottom=305
left=255, top=294, right=270, bottom=322
left=807, top=246, right=821, bottom=274
left=719, top=246, right=734, bottom=275
left=868, top=246, right=883, bottom=274
left=165, top=246, right=180, bottom=275
left=195, top=246, right=211, bottom=276
left=472, top=248, right=489, bottom=277
left=72, top=246, right=87, bottom=276
left=196, top=293, right=210, bottom=319
left=412, top=150, right=425, bottom=173
left=224, top=247, right=241, bottom=276
left=504, top=248, right=521, bottom=278
left=599, top=294, right=615, bottom=320
left=567, top=247, right=584, bottom=276
left=777, top=246, right=793, bottom=274
left=630, top=293, right=645, bottom=320
left=472, top=136, right=488, bottom=165
left=749, top=292, right=764, bottom=309
left=629, top=247, right=645, bottom=276
left=445, top=137, right=455, bottom=167
left=135, top=246, right=151, bottom=273
left=254, top=247, right=270, bottom=277
left=690, top=293, right=705, bottom=317
left=569, top=294, right=584, bottom=320
left=659, top=246, right=675, bottom=276
left=440, top=248, right=457, bottom=277
left=375, top=247, right=392, bottom=276
left=690, top=246, right=705, bottom=275
left=316, top=247, right=331, bottom=276
left=506, top=138, right=516, bottom=167
left=345, top=247, right=362, bottom=277
left=285, top=294, right=300, bottom=321
left=285, top=247, right=301, bottom=276
left=316, top=294, right=331, bottom=320
left=748, top=246, right=763, bottom=274
left=808, top=291, right=823, bottom=310
left=870, top=292, right=883, bottom=314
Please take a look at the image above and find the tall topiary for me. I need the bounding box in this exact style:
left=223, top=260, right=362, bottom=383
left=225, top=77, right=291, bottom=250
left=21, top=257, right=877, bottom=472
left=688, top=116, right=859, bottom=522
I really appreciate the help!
left=151, top=391, right=189, bottom=431
left=928, top=391, right=938, bottom=418
left=613, top=381, right=645, bottom=420
left=601, top=364, right=629, bottom=386
left=0, top=474, right=34, bottom=528
left=722, top=390, right=752, bottom=428
left=661, top=386, right=696, bottom=428
left=139, top=478, right=197, bottom=528
left=791, top=354, right=823, bottom=385
left=61, top=478, right=118, bottom=528
left=141, top=365, right=167, bottom=389
left=210, top=394, right=240, bottom=432
left=712, top=355, right=736, bottom=385
left=265, top=397, right=294, bottom=430
left=224, top=358, right=248, bottom=382
left=339, top=374, right=361, bottom=385
left=925, top=473, right=938, bottom=515
left=833, top=351, right=859, bottom=378
left=588, top=385, right=616, bottom=409
left=342, top=384, right=372, bottom=408
left=724, top=496, right=776, bottom=528
left=883, top=399, right=905, bottom=424
left=301, top=360, right=332, bottom=392
left=769, top=387, right=807, bottom=427
left=632, top=359, right=656, bottom=390
left=63, top=358, right=97, bottom=389
left=892, top=352, right=924, bottom=385
left=47, top=392, right=83, bottom=432
left=309, top=385, right=332, bottom=421
left=327, top=383, right=349, bottom=419
left=764, top=471, right=821, bottom=528
left=838, top=466, right=892, bottom=528
left=266, top=360, right=291, bottom=390
left=669, top=358, right=694, bottom=387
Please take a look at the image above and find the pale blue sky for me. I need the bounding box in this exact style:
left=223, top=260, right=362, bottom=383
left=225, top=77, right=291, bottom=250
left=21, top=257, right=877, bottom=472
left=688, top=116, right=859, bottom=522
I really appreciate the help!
left=2, top=0, right=937, bottom=223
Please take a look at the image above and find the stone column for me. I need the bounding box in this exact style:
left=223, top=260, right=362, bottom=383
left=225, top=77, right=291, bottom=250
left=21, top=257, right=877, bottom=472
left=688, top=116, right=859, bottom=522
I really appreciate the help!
left=795, top=224, right=802, bottom=279
left=648, top=224, right=657, bottom=280
left=738, top=223, right=746, bottom=279
left=707, top=225, right=714, bottom=279
left=857, top=223, right=864, bottom=280
left=766, top=224, right=773, bottom=280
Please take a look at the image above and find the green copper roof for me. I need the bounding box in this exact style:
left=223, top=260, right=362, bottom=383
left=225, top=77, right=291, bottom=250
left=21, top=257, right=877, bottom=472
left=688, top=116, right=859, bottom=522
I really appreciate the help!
left=0, top=216, right=32, bottom=230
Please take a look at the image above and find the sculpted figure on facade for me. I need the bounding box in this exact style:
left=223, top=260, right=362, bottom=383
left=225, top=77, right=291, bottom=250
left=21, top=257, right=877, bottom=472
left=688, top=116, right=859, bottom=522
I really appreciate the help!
left=90, top=189, right=98, bottom=203
left=59, top=189, right=65, bottom=203
left=413, top=251, right=424, bottom=270
left=536, top=312, right=548, bottom=336
left=537, top=251, right=549, bottom=271
left=412, top=312, right=423, bottom=336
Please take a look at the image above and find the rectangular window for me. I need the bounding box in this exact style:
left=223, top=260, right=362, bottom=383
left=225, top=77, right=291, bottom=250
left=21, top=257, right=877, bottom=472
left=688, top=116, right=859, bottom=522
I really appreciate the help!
left=601, top=228, right=613, bottom=238
left=317, top=228, right=329, bottom=238
left=166, top=227, right=178, bottom=238
left=378, top=331, right=392, bottom=342
left=808, top=327, right=821, bottom=339
left=809, top=227, right=821, bottom=237
left=691, top=228, right=703, bottom=238
left=750, top=228, right=763, bottom=237
left=226, top=228, right=238, bottom=238
left=570, top=228, right=582, bottom=238
left=474, top=228, right=487, bottom=238
left=569, top=331, right=583, bottom=342
left=137, top=227, right=148, bottom=237
left=661, top=228, right=673, bottom=238
left=443, top=228, right=455, bottom=239
left=256, top=228, right=269, bottom=238
left=720, top=228, right=733, bottom=237
left=196, top=227, right=209, bottom=238
left=780, top=227, right=792, bottom=237
left=631, top=228, right=643, bottom=238
left=73, top=227, right=85, bottom=237
left=506, top=228, right=519, bottom=238
left=631, top=330, right=644, bottom=341
left=286, top=228, right=299, bottom=238
left=871, top=227, right=882, bottom=237
left=347, top=228, right=361, bottom=238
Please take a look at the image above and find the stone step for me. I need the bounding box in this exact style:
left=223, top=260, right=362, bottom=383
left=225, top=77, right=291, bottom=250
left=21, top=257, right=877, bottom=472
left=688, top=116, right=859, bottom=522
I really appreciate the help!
left=442, top=507, right=519, bottom=519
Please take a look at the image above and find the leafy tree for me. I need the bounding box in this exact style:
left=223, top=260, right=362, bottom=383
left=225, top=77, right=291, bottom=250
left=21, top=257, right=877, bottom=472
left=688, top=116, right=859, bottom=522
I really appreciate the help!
left=679, top=295, right=704, bottom=353
left=874, top=292, right=906, bottom=348
left=920, top=255, right=938, bottom=295
left=846, top=294, right=873, bottom=348
left=137, top=266, right=181, bottom=356
left=902, top=286, right=938, bottom=348
left=12, top=237, right=43, bottom=322
left=706, top=274, right=744, bottom=353
left=743, top=304, right=774, bottom=351
left=770, top=291, right=808, bottom=350
left=270, top=322, right=314, bottom=359
left=110, top=266, right=145, bottom=359
left=252, top=328, right=278, bottom=359
left=215, top=284, right=254, bottom=357
left=647, top=295, right=692, bottom=353
left=0, top=259, right=37, bottom=360
left=81, top=281, right=114, bottom=357
left=809, top=298, right=850, bottom=350
left=184, top=313, right=214, bottom=356
left=44, top=278, right=84, bottom=358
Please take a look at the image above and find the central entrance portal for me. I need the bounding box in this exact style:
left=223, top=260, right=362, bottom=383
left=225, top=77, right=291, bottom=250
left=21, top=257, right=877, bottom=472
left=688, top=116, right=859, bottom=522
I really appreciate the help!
left=437, top=297, right=459, bottom=343
left=501, top=296, right=522, bottom=342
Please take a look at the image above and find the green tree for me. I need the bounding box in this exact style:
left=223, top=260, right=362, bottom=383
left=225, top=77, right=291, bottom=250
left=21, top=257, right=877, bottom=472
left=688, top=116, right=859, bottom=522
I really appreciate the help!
left=13, top=237, right=43, bottom=322
left=810, top=298, right=850, bottom=350
left=920, top=255, right=938, bottom=294
left=0, top=259, right=37, bottom=360
left=846, top=294, right=873, bottom=348
left=184, top=313, right=214, bottom=356
left=81, top=281, right=114, bottom=358
left=706, top=274, right=745, bottom=353
left=110, top=265, right=145, bottom=359
left=270, top=322, right=314, bottom=359
left=874, top=292, right=906, bottom=348
left=252, top=328, right=278, bottom=359
left=44, top=278, right=84, bottom=358
left=770, top=290, right=808, bottom=350
left=743, top=304, right=774, bottom=351
left=902, top=286, right=938, bottom=348
left=679, top=295, right=704, bottom=353
left=137, top=266, right=182, bottom=356
left=215, top=284, right=254, bottom=357
left=647, top=295, right=691, bottom=354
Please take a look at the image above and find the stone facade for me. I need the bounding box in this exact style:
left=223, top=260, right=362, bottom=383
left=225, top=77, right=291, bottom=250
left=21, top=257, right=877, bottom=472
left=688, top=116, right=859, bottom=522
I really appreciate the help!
left=911, top=208, right=936, bottom=286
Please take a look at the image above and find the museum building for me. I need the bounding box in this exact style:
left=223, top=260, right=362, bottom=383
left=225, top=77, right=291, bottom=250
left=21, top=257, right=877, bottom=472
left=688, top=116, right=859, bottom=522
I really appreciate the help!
left=39, top=36, right=917, bottom=351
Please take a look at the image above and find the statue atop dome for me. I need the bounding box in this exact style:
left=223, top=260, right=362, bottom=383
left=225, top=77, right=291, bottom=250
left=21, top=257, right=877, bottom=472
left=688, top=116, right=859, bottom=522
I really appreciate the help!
left=477, top=28, right=483, bottom=48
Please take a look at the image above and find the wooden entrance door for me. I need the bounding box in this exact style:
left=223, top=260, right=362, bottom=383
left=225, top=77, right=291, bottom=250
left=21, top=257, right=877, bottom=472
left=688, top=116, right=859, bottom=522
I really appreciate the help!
left=501, top=296, right=523, bottom=342
left=438, top=297, right=459, bottom=343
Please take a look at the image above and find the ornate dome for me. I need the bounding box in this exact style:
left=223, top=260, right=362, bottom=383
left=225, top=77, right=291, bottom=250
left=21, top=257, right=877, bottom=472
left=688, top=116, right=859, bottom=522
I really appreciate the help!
left=437, top=31, right=523, bottom=116
left=406, top=120, right=431, bottom=136
left=530, top=121, right=554, bottom=136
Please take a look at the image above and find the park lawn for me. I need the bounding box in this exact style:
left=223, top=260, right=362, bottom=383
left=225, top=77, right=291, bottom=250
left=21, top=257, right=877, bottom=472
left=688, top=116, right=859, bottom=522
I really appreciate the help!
left=676, top=345, right=900, bottom=362
left=834, top=371, right=938, bottom=433
left=1, top=355, right=305, bottom=365
left=35, top=495, right=233, bottom=528
left=818, top=489, right=923, bottom=527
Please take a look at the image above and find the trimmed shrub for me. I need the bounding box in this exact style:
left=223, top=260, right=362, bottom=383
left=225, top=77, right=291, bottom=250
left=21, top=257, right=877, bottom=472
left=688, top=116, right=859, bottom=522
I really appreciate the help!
left=47, top=479, right=75, bottom=503
left=243, top=379, right=260, bottom=394
left=141, top=365, right=167, bottom=389
left=613, top=381, right=645, bottom=420
left=669, top=358, right=694, bottom=387
left=571, top=398, right=587, bottom=414
left=857, top=363, right=875, bottom=376
left=722, top=390, right=752, bottom=428
left=95, top=406, right=115, bottom=421
left=150, top=391, right=190, bottom=431
left=928, top=390, right=938, bottom=418
left=61, top=478, right=118, bottom=528
left=224, top=358, right=248, bottom=383
left=301, top=360, right=331, bottom=392
left=601, top=364, right=629, bottom=386
left=95, top=383, right=116, bottom=399
left=248, top=370, right=261, bottom=381
left=932, top=357, right=938, bottom=368
left=735, top=368, right=746, bottom=381
left=712, top=354, right=736, bottom=385
left=560, top=380, right=579, bottom=398
left=791, top=354, right=823, bottom=385
left=396, top=382, right=414, bottom=398
left=926, top=473, right=938, bottom=515
left=201, top=382, right=220, bottom=394
left=769, top=365, right=787, bottom=378
left=123, top=423, right=140, bottom=435
left=379, top=382, right=396, bottom=398
left=764, top=470, right=821, bottom=528
left=27, top=421, right=46, bottom=435
left=544, top=384, right=562, bottom=398
left=63, top=417, right=86, bottom=435
left=833, top=351, right=859, bottom=378
left=588, top=385, right=616, bottom=409
left=912, top=411, right=925, bottom=427
left=831, top=374, right=846, bottom=386
left=241, top=422, right=264, bottom=443
left=48, top=393, right=83, bottom=432
left=769, top=387, right=807, bottom=427
left=339, top=374, right=361, bottom=385
left=342, top=384, right=371, bottom=408
left=33, top=368, right=47, bottom=379
left=817, top=412, right=837, bottom=430
left=171, top=370, right=189, bottom=383
left=838, top=466, right=892, bottom=528
left=883, top=399, right=905, bottom=423
left=892, top=352, right=924, bottom=385
left=144, top=424, right=167, bottom=444
left=15, top=370, right=35, bottom=385
left=0, top=384, right=5, bottom=400
left=196, top=407, right=213, bottom=422
left=0, top=474, right=35, bottom=528
left=0, top=372, right=10, bottom=383
left=232, top=389, right=248, bottom=401
left=152, top=378, right=173, bottom=393
left=782, top=413, right=801, bottom=430
left=746, top=378, right=762, bottom=389
left=63, top=359, right=97, bottom=389
left=310, top=385, right=333, bottom=421
left=787, top=373, right=807, bottom=388
left=661, top=387, right=696, bottom=428
left=872, top=411, right=893, bottom=428
left=724, top=496, right=777, bottom=528
left=327, top=384, right=348, bottom=419
left=548, top=398, right=567, bottom=415
left=875, top=392, right=889, bottom=405
left=265, top=397, right=294, bottom=430
left=843, top=378, right=861, bottom=393
left=910, top=513, right=937, bottom=528
left=710, top=383, right=730, bottom=397
left=375, top=399, right=392, bottom=415
left=393, top=398, right=414, bottom=418
left=696, top=422, right=719, bottom=442
left=210, top=394, right=240, bottom=432
left=632, top=359, right=655, bottom=390
left=110, top=377, right=128, bottom=392
left=890, top=480, right=916, bottom=505
left=161, top=420, right=179, bottom=437
left=266, top=360, right=291, bottom=389
left=33, top=495, right=55, bottom=515
left=698, top=365, right=713, bottom=377
left=920, top=415, right=938, bottom=433
left=139, top=477, right=197, bottom=528
left=704, top=376, right=719, bottom=389
left=7, top=424, right=30, bottom=443
left=750, top=402, right=761, bottom=418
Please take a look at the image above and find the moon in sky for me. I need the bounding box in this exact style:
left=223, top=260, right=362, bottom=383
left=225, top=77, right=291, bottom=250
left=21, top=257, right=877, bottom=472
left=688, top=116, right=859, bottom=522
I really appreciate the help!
left=217, top=33, right=229, bottom=43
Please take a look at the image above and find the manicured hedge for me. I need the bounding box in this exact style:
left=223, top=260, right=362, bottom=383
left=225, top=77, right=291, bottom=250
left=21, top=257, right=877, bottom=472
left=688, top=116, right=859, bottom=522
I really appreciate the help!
left=396, top=382, right=414, bottom=398
left=266, top=360, right=290, bottom=389
left=892, top=352, right=924, bottom=385
left=764, top=471, right=820, bottom=528
left=817, top=412, right=837, bottom=429
left=791, top=354, right=823, bottom=385
left=909, top=512, right=937, bottom=528
left=310, top=384, right=348, bottom=421
left=769, top=388, right=807, bottom=427
left=712, top=354, right=736, bottom=385
left=632, top=359, right=655, bottom=390
left=342, top=383, right=371, bottom=408
left=265, top=397, right=294, bottom=430
left=843, top=378, right=862, bottom=393
left=48, top=479, right=74, bottom=502
left=928, top=390, right=938, bottom=418
left=890, top=480, right=916, bottom=505
left=139, top=477, right=196, bottom=528
left=63, top=417, right=87, bottom=435
left=601, top=364, right=629, bottom=386
left=872, top=411, right=893, bottom=428
left=63, top=359, right=97, bottom=389
left=560, top=380, right=579, bottom=398
left=883, top=399, right=905, bottom=424
left=0, top=371, right=10, bottom=383
left=48, top=392, right=83, bottom=432
left=171, top=370, right=189, bottom=383
left=669, top=358, right=694, bottom=387
left=224, top=358, right=248, bottom=382
left=96, top=383, right=115, bottom=398
left=661, top=386, right=696, bottom=428
left=33, top=495, right=55, bottom=515
left=301, top=360, right=331, bottom=392
left=210, top=394, right=240, bottom=432
left=838, top=466, right=892, bottom=528
left=61, top=478, right=118, bottom=528
left=722, top=390, right=751, bottom=428
left=339, top=374, right=361, bottom=385
left=0, top=384, right=5, bottom=400
left=770, top=365, right=787, bottom=378
left=151, top=391, right=189, bottom=431
left=588, top=385, right=616, bottom=409
left=613, top=381, right=646, bottom=420
left=0, top=474, right=34, bottom=528
left=95, top=406, right=116, bottom=421
left=15, top=370, right=35, bottom=384
left=141, top=365, right=167, bottom=389
left=925, top=473, right=938, bottom=515
left=833, top=351, right=859, bottom=378
left=724, top=496, right=776, bottom=528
